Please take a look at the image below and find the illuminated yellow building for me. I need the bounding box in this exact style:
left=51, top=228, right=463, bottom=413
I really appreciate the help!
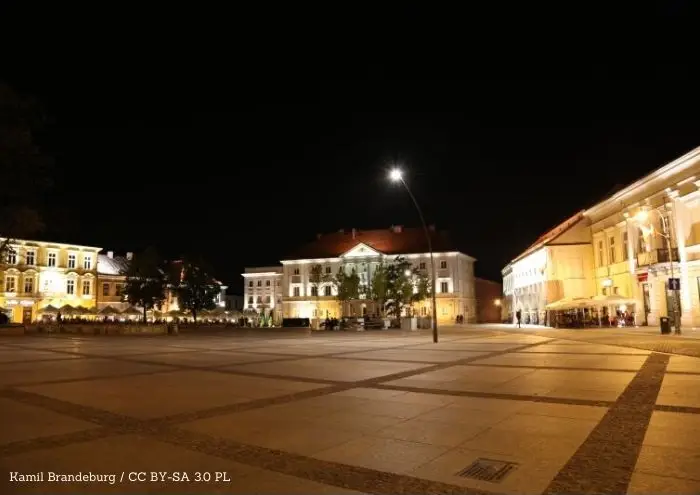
left=246, top=226, right=477, bottom=324
left=504, top=145, right=700, bottom=329
left=96, top=251, right=131, bottom=312
left=0, top=238, right=101, bottom=323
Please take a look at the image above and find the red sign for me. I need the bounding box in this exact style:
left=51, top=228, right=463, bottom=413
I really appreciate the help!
left=637, top=273, right=648, bottom=282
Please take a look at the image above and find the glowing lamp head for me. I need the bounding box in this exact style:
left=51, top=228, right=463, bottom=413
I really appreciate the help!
left=634, top=210, right=649, bottom=223
left=494, top=299, right=502, bottom=306
left=404, top=269, right=412, bottom=277
left=389, top=168, right=403, bottom=182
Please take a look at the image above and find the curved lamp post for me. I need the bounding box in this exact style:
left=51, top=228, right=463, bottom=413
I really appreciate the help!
left=389, top=168, right=439, bottom=343
left=634, top=208, right=681, bottom=334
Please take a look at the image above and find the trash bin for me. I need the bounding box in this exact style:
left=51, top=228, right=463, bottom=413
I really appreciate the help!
left=660, top=316, right=671, bottom=334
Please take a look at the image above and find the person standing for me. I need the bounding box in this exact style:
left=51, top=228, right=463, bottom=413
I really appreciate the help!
left=516, top=309, right=522, bottom=328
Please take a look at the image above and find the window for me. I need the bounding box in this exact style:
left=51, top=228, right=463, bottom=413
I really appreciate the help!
left=608, top=237, right=616, bottom=264
left=597, top=241, right=604, bottom=266
left=324, top=286, right=332, bottom=296
left=257, top=280, right=261, bottom=287
left=265, top=280, right=270, bottom=286
left=115, top=284, right=124, bottom=295
left=26, top=251, right=35, bottom=265
left=277, top=280, right=280, bottom=286
left=7, top=251, right=16, bottom=264
left=256, top=296, right=262, bottom=303
left=622, top=232, right=629, bottom=261
left=421, top=307, right=426, bottom=316
left=440, top=281, right=448, bottom=293
left=264, top=296, right=271, bottom=303
left=83, top=255, right=92, bottom=270
left=325, top=266, right=331, bottom=274
left=419, top=262, right=426, bottom=269
left=24, top=277, right=33, bottom=293
left=102, top=283, right=110, bottom=296
left=440, top=261, right=447, bottom=269
left=5, top=276, right=16, bottom=292
left=48, top=252, right=57, bottom=267
left=248, top=296, right=253, bottom=303
left=293, top=287, right=300, bottom=297
left=248, top=281, right=253, bottom=287
left=82, top=280, right=91, bottom=295
left=310, top=286, right=318, bottom=296
left=293, top=268, right=300, bottom=275
left=68, top=254, right=76, bottom=269
left=66, top=280, right=75, bottom=295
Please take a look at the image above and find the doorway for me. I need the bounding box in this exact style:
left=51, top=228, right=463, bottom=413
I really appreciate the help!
left=642, top=283, right=650, bottom=326
left=22, top=307, right=32, bottom=324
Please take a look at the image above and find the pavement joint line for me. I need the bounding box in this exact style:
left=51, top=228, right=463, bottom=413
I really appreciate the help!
left=653, top=404, right=700, bottom=415
left=511, top=350, right=651, bottom=356
left=370, top=383, right=615, bottom=408
left=0, top=426, right=116, bottom=458
left=543, top=352, right=670, bottom=495
left=457, top=362, right=644, bottom=373
left=2, top=367, right=187, bottom=389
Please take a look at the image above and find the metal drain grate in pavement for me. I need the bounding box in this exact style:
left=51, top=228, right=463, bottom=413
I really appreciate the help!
left=456, top=458, right=518, bottom=483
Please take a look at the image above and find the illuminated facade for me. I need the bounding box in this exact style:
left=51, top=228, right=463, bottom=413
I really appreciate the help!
left=504, top=145, right=700, bottom=328
left=242, top=266, right=283, bottom=321
left=585, top=146, right=700, bottom=327
left=246, top=226, right=477, bottom=323
left=96, top=252, right=131, bottom=312
left=0, top=238, right=101, bottom=323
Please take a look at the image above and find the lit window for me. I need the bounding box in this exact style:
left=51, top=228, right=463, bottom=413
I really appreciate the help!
left=24, top=277, right=33, bottom=293
left=48, top=252, right=57, bottom=267
left=83, top=255, right=92, bottom=270
left=441, top=282, right=448, bottom=293
left=5, top=277, right=16, bottom=292
left=293, top=287, right=300, bottom=297
left=66, top=280, right=75, bottom=295
left=7, top=251, right=16, bottom=264
left=26, top=251, right=35, bottom=265
left=102, top=283, right=110, bottom=296
left=622, top=232, right=629, bottom=261
left=82, top=280, right=91, bottom=295
left=440, top=261, right=447, bottom=269
left=609, top=237, right=616, bottom=264
left=597, top=241, right=604, bottom=266
left=68, top=254, right=76, bottom=269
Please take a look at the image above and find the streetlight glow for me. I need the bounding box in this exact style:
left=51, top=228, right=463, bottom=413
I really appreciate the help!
left=389, top=168, right=403, bottom=182
left=634, top=210, right=649, bottom=223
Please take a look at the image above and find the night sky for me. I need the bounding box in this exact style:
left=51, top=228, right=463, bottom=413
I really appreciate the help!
left=2, top=4, right=698, bottom=293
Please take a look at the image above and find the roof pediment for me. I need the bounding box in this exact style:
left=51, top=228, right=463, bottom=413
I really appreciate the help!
left=340, top=242, right=382, bottom=258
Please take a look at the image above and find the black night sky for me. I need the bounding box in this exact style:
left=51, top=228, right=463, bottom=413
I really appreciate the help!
left=2, top=3, right=699, bottom=293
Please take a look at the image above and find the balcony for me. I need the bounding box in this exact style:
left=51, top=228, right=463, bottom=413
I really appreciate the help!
left=637, top=248, right=679, bottom=267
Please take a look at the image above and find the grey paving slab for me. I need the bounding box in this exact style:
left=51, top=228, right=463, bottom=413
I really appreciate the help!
left=0, top=349, right=86, bottom=364
left=19, top=371, right=326, bottom=419
left=471, top=352, right=648, bottom=370
left=657, top=374, right=700, bottom=408
left=337, top=348, right=488, bottom=363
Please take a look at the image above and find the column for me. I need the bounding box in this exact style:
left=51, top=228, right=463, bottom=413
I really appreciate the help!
left=626, top=220, right=645, bottom=324
left=672, top=196, right=692, bottom=326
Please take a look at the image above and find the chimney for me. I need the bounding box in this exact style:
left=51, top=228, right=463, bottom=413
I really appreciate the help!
left=392, top=225, right=403, bottom=233
left=428, top=224, right=436, bottom=232
left=316, top=233, right=322, bottom=240
left=352, top=228, right=356, bottom=239
left=107, top=251, right=114, bottom=259
left=126, top=252, right=133, bottom=261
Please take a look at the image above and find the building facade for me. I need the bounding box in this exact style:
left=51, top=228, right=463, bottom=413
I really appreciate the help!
left=1, top=238, right=101, bottom=323
left=245, top=226, right=477, bottom=323
left=475, top=278, right=503, bottom=323
left=242, top=266, right=283, bottom=321
left=503, top=146, right=700, bottom=329
left=96, top=251, right=131, bottom=312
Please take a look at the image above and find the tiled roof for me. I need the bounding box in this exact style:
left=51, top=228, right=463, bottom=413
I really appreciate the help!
left=283, top=227, right=459, bottom=260
left=512, top=210, right=585, bottom=263
left=97, top=254, right=129, bottom=275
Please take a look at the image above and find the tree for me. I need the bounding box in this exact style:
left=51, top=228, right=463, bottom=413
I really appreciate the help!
left=411, top=270, right=432, bottom=316
left=309, top=264, right=331, bottom=319
left=384, top=257, right=415, bottom=320
left=175, top=258, right=220, bottom=323
left=121, top=247, right=167, bottom=322
left=366, top=262, right=388, bottom=316
left=334, top=267, right=360, bottom=317
left=0, top=83, right=53, bottom=263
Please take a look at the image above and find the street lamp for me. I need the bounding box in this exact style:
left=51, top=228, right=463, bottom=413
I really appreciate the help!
left=389, top=167, right=439, bottom=343
left=634, top=208, right=681, bottom=334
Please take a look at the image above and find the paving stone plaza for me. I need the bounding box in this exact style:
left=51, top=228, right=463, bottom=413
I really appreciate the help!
left=1, top=325, right=699, bottom=494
